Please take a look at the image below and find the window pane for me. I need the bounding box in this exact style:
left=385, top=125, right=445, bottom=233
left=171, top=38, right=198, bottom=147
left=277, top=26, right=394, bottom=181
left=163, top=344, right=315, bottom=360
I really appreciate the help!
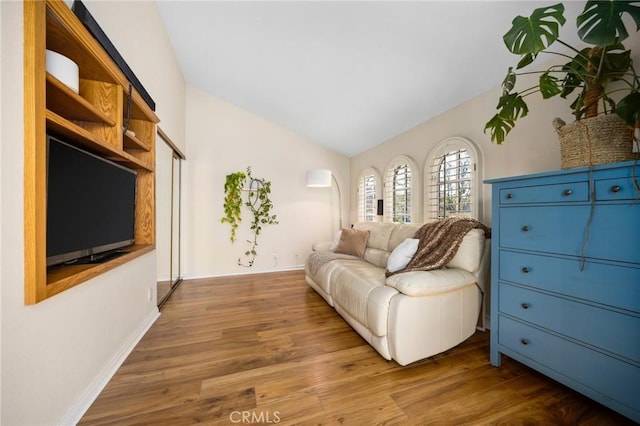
left=358, top=174, right=377, bottom=222
left=392, top=164, right=411, bottom=223
left=429, top=148, right=473, bottom=219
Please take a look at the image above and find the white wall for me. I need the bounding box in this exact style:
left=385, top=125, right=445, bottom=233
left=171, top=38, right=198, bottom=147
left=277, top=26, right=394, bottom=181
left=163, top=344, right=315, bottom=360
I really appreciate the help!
left=0, top=1, right=186, bottom=425
left=183, top=86, right=349, bottom=277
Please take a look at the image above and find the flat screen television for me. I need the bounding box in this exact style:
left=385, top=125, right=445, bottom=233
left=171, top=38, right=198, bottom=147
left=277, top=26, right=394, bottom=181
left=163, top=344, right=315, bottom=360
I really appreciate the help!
left=46, top=135, right=137, bottom=266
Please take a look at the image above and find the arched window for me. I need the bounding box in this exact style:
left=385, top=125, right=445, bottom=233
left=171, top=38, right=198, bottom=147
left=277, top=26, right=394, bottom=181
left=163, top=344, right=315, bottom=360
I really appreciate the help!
left=425, top=137, right=481, bottom=220
left=357, top=167, right=381, bottom=222
left=384, top=156, right=419, bottom=223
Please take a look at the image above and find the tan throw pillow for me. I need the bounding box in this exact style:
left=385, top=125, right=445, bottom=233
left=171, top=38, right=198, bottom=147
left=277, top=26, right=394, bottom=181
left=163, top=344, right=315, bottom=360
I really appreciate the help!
left=334, top=228, right=369, bottom=257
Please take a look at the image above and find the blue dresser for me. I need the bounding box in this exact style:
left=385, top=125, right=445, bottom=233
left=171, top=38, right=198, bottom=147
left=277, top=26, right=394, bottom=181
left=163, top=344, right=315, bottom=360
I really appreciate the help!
left=486, top=160, right=640, bottom=422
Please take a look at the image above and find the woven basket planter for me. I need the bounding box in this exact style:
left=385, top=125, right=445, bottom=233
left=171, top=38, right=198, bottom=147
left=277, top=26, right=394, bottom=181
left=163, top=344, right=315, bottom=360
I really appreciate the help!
left=555, top=114, right=639, bottom=169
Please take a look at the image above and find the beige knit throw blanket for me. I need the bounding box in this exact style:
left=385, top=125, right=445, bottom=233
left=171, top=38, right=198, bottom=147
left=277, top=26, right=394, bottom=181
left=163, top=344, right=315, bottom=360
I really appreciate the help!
left=386, top=217, right=491, bottom=277
left=307, top=251, right=359, bottom=276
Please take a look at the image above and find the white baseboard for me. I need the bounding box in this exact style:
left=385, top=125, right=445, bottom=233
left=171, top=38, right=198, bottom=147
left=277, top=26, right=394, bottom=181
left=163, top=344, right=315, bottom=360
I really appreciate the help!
left=183, top=265, right=305, bottom=281
left=58, top=309, right=160, bottom=426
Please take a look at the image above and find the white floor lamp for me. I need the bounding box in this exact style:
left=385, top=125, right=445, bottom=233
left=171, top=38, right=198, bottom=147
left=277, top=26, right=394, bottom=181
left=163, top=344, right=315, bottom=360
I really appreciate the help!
left=306, top=169, right=342, bottom=230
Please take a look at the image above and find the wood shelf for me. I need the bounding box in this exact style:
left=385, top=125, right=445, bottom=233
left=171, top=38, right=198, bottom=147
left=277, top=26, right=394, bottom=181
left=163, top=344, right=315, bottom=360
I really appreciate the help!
left=46, top=73, right=116, bottom=125
left=46, top=110, right=153, bottom=171
left=107, top=151, right=154, bottom=172
left=46, top=245, right=155, bottom=298
left=123, top=131, right=151, bottom=152
left=25, top=0, right=159, bottom=304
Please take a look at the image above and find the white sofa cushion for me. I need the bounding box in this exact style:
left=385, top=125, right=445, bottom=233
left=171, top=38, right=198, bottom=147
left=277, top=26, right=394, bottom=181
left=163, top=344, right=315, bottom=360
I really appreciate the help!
left=446, top=228, right=486, bottom=273
left=366, top=285, right=399, bottom=338
left=353, top=222, right=396, bottom=251
left=385, top=268, right=477, bottom=296
left=363, top=247, right=390, bottom=269
left=388, top=223, right=423, bottom=251
left=331, top=262, right=397, bottom=337
left=305, top=258, right=358, bottom=304
left=386, top=238, right=419, bottom=273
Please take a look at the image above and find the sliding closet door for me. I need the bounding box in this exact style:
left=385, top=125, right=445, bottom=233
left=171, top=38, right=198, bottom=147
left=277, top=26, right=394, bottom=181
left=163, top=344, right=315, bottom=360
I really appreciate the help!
left=170, top=153, right=181, bottom=285
left=156, top=129, right=185, bottom=307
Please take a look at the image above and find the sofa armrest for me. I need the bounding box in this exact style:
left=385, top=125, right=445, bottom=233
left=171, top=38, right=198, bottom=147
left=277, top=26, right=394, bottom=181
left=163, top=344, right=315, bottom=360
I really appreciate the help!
left=312, top=241, right=333, bottom=252
left=385, top=268, right=477, bottom=296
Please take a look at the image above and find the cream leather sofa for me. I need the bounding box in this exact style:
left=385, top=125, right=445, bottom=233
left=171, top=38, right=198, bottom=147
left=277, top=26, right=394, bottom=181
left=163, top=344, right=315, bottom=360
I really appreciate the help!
left=305, top=221, right=490, bottom=366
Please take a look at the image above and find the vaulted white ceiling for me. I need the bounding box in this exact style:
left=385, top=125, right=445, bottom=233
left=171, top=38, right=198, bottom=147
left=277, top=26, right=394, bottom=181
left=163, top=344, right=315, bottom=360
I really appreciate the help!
left=156, top=1, right=584, bottom=157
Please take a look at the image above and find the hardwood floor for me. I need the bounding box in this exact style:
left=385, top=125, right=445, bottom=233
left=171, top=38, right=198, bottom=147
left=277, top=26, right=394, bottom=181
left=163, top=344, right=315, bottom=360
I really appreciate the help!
left=80, top=270, right=634, bottom=425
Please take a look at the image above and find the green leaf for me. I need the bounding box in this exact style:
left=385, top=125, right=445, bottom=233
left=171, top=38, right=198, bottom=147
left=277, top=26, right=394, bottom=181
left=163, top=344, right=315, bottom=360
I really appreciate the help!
left=497, top=93, right=529, bottom=121
left=501, top=67, right=516, bottom=94
left=600, top=49, right=632, bottom=83
left=577, top=1, right=640, bottom=46
left=616, top=92, right=640, bottom=125
left=503, top=3, right=565, bottom=56
left=484, top=93, right=530, bottom=143
left=484, top=114, right=514, bottom=144
left=560, top=74, right=580, bottom=99
left=539, top=72, right=563, bottom=99
left=568, top=92, right=584, bottom=119
left=516, top=53, right=536, bottom=69
left=563, top=48, right=589, bottom=80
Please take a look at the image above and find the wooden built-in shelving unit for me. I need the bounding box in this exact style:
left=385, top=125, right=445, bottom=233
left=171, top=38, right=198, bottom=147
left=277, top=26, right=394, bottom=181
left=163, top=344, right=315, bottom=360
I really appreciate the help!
left=24, top=0, right=160, bottom=304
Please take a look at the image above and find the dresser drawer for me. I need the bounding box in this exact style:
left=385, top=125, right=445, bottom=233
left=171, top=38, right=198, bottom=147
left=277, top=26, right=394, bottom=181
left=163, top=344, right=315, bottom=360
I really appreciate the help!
left=595, top=177, right=640, bottom=201
left=499, top=315, right=640, bottom=412
left=499, top=283, right=640, bottom=362
left=499, top=181, right=589, bottom=204
left=499, top=251, right=640, bottom=313
left=500, top=205, right=640, bottom=264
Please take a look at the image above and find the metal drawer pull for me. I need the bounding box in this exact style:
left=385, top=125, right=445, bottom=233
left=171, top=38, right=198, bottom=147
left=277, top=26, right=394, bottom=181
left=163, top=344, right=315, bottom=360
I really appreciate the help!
left=520, top=338, right=529, bottom=345
left=506, top=193, right=514, bottom=199
left=522, top=267, right=531, bottom=273
left=562, top=189, right=573, bottom=196
left=610, top=185, right=622, bottom=193
left=521, top=225, right=531, bottom=232
left=521, top=303, right=530, bottom=309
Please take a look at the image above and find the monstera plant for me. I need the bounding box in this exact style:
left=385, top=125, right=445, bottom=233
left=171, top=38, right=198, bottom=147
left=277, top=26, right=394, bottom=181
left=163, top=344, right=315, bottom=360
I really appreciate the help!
left=485, top=1, right=640, bottom=145
left=221, top=167, right=278, bottom=267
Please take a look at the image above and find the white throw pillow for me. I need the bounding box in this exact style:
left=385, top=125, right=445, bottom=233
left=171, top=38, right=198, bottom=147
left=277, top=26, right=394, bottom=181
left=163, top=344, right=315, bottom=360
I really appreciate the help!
left=386, top=238, right=419, bottom=273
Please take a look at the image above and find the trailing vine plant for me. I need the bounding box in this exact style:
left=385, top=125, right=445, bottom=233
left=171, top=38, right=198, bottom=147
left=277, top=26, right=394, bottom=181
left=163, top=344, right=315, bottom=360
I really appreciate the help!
left=221, top=167, right=278, bottom=267
left=221, top=170, right=246, bottom=243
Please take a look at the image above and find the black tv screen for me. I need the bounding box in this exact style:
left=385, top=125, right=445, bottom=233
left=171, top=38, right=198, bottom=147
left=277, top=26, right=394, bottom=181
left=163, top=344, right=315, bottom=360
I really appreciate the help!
left=46, top=136, right=137, bottom=266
